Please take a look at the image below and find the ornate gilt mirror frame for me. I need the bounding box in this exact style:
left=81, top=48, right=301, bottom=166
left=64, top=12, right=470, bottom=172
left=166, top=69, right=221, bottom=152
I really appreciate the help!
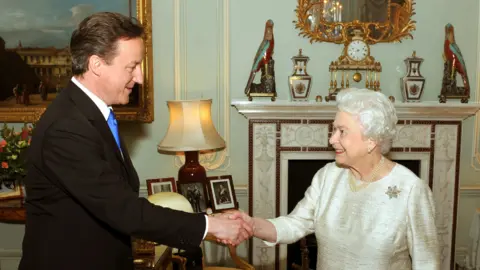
left=0, top=0, right=153, bottom=123
left=294, top=0, right=416, bottom=44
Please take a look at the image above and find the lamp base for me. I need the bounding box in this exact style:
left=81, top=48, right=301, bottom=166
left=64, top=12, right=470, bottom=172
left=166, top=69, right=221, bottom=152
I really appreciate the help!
left=178, top=151, right=206, bottom=183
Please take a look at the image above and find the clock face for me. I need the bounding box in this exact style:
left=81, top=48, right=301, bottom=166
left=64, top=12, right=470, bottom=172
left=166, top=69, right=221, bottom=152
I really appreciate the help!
left=347, top=40, right=368, bottom=61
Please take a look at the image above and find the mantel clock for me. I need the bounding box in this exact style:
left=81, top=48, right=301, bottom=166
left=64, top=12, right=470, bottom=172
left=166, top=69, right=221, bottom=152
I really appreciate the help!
left=326, top=29, right=382, bottom=101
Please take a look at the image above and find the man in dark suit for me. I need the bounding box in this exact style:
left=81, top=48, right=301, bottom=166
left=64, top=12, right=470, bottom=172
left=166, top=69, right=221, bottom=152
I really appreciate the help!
left=19, top=12, right=251, bottom=270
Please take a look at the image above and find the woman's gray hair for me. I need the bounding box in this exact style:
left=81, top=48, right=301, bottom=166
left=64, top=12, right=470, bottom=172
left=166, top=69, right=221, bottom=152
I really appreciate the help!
left=336, top=88, right=398, bottom=154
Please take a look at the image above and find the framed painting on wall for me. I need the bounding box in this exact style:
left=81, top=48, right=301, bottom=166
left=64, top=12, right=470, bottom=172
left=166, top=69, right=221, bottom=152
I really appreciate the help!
left=0, top=0, right=154, bottom=123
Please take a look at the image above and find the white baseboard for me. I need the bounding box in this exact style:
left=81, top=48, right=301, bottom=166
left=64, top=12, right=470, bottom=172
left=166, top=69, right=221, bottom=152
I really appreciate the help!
left=0, top=249, right=22, bottom=270
left=456, top=246, right=469, bottom=261
left=460, top=185, right=480, bottom=196
left=234, top=186, right=248, bottom=197
left=139, top=186, right=148, bottom=198
left=0, top=249, right=21, bottom=258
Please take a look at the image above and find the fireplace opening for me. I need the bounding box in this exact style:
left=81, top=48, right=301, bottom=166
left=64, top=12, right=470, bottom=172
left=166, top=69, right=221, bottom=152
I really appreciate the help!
left=287, top=159, right=421, bottom=269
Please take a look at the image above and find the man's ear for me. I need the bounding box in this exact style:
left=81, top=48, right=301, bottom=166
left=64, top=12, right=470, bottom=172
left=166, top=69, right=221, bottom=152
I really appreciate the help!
left=88, top=55, right=103, bottom=76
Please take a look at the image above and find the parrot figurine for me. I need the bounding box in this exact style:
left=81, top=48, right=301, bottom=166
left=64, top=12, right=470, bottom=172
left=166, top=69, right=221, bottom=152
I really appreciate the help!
left=244, top=20, right=275, bottom=95
left=444, top=23, right=470, bottom=92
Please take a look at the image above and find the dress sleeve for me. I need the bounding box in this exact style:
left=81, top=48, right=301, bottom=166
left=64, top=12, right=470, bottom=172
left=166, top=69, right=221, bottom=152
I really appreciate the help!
left=406, top=180, right=441, bottom=269
left=263, top=163, right=328, bottom=246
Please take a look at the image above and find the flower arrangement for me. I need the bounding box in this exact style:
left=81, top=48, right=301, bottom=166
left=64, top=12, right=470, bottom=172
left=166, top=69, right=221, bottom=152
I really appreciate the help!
left=0, top=123, right=32, bottom=186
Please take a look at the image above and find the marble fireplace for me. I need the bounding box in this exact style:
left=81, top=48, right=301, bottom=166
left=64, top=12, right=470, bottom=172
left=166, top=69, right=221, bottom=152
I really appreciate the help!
left=232, top=99, right=480, bottom=270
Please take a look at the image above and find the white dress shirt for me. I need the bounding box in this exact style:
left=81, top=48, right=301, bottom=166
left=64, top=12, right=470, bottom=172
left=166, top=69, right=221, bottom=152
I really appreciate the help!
left=72, top=77, right=111, bottom=120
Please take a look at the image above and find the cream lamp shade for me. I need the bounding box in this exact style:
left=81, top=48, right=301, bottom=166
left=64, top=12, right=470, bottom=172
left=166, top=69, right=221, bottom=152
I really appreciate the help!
left=157, top=99, right=225, bottom=152
left=147, top=192, right=193, bottom=213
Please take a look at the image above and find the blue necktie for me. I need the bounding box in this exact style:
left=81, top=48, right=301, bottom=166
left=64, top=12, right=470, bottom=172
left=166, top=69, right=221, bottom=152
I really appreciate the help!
left=107, top=109, right=121, bottom=149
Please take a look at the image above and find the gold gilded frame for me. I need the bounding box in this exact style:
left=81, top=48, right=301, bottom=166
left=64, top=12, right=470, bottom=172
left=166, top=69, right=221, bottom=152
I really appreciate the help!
left=0, top=0, right=154, bottom=123
left=294, top=0, right=416, bottom=44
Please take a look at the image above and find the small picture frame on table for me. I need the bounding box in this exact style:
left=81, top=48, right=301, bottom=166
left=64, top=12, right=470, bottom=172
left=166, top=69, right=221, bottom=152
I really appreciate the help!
left=0, top=179, right=24, bottom=201
left=206, top=175, right=238, bottom=212
left=177, top=181, right=209, bottom=213
left=146, top=177, right=176, bottom=196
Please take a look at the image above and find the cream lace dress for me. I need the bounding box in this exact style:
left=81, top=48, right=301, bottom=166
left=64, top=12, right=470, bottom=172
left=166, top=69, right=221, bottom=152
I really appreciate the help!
left=265, top=162, right=440, bottom=269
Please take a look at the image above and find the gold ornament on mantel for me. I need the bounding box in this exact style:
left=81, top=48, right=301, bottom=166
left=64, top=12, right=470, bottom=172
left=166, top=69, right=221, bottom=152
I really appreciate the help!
left=352, top=72, right=362, bottom=83
left=325, top=29, right=382, bottom=102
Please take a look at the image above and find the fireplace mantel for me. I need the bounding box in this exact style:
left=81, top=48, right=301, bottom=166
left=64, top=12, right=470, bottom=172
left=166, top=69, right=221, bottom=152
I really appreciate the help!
left=231, top=98, right=480, bottom=120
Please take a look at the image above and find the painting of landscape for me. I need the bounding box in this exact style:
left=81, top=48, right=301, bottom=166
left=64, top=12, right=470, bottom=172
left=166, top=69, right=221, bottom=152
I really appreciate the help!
left=0, top=0, right=136, bottom=108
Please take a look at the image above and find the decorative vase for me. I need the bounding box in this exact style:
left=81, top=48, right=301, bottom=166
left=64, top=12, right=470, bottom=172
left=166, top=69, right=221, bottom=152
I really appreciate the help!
left=400, top=51, right=426, bottom=102
left=288, top=49, right=312, bottom=101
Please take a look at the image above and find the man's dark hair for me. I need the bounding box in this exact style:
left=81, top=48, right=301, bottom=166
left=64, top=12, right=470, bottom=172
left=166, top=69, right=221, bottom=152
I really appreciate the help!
left=69, top=12, right=144, bottom=75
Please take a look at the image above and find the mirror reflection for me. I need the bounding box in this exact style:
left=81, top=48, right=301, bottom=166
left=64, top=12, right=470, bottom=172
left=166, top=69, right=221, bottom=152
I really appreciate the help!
left=302, top=0, right=411, bottom=43
left=308, top=0, right=407, bottom=26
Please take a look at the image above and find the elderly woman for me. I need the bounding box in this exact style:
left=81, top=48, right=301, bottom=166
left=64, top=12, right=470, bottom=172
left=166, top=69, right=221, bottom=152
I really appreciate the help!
left=231, top=88, right=440, bottom=269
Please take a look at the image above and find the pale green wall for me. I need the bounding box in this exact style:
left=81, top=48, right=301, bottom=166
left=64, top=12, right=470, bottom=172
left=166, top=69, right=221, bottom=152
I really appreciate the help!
left=1, top=0, right=480, bottom=267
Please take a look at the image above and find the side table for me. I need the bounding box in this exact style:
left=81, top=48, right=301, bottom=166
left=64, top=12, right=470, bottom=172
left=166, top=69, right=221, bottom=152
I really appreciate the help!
left=134, top=245, right=173, bottom=270
left=0, top=199, right=25, bottom=223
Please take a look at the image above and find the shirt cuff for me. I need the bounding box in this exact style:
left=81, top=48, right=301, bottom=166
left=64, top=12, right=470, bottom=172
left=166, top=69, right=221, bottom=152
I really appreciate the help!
left=203, top=215, right=209, bottom=239
left=262, top=218, right=280, bottom=246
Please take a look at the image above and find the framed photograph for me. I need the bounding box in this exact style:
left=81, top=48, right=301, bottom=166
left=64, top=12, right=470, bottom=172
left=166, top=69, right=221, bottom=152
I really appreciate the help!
left=206, top=175, right=237, bottom=212
left=177, top=182, right=209, bottom=214
left=0, top=0, right=154, bottom=123
left=146, top=177, right=176, bottom=196
left=0, top=179, right=23, bottom=201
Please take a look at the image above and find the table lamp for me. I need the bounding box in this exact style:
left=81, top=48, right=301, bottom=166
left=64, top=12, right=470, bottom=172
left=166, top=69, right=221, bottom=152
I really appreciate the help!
left=158, top=99, right=225, bottom=184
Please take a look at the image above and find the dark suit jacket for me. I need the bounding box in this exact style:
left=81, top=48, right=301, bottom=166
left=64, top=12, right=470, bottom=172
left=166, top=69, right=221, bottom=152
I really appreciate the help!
left=19, top=82, right=206, bottom=270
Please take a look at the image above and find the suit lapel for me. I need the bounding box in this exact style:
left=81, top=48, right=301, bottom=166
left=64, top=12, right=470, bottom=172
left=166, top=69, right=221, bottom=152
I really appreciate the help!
left=66, top=82, right=137, bottom=190
left=118, top=137, right=140, bottom=192
left=91, top=119, right=125, bottom=164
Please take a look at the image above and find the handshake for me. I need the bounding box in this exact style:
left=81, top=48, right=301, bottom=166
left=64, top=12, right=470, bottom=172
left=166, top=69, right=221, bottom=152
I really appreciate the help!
left=207, top=210, right=255, bottom=246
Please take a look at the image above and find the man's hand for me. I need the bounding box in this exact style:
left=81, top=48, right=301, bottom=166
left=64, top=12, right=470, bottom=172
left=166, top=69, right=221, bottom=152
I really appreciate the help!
left=213, top=210, right=255, bottom=245
left=207, top=213, right=253, bottom=246
left=219, top=210, right=277, bottom=244
left=224, top=210, right=254, bottom=231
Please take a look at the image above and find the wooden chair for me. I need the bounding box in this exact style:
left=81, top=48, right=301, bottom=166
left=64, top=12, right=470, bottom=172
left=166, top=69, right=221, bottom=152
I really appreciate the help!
left=202, top=234, right=254, bottom=270
left=171, top=234, right=253, bottom=270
